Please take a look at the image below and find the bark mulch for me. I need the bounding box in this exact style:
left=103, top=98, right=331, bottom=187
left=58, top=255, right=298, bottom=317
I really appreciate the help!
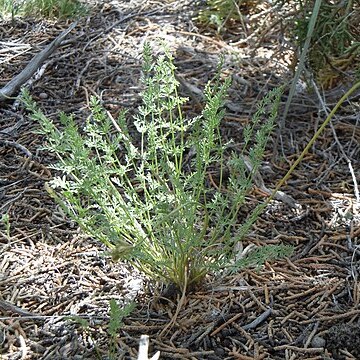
left=1, top=1, right=360, bottom=359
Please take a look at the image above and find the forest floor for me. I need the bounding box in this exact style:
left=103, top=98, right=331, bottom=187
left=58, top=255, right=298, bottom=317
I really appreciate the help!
left=1, top=1, right=360, bottom=359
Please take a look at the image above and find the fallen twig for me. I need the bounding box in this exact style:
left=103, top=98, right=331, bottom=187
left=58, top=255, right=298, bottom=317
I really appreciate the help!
left=0, top=22, right=77, bottom=103
left=0, top=139, right=32, bottom=157
left=0, top=299, right=37, bottom=317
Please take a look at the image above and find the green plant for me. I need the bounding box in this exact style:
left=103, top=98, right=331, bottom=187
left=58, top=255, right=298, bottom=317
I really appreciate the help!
left=22, top=43, right=285, bottom=293
left=234, top=243, right=293, bottom=271
left=0, top=0, right=87, bottom=19
left=0, top=213, right=11, bottom=240
left=66, top=300, right=134, bottom=360
left=292, top=0, right=360, bottom=89
left=197, top=0, right=254, bottom=33
left=0, top=0, right=20, bottom=20
left=108, top=300, right=135, bottom=359
left=279, top=0, right=322, bottom=134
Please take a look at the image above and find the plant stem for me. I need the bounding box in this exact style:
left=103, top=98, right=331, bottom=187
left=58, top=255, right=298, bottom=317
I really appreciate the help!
left=268, top=80, right=360, bottom=205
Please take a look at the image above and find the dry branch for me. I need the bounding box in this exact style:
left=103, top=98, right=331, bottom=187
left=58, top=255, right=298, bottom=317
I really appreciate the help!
left=0, top=22, right=77, bottom=103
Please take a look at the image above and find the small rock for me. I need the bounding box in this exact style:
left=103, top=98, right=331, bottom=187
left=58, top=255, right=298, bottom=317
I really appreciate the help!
left=311, top=335, right=326, bottom=348
left=39, top=92, right=48, bottom=99
left=214, top=347, right=225, bottom=356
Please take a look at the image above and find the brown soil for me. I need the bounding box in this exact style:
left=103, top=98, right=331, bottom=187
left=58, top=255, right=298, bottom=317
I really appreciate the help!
left=1, top=1, right=360, bottom=359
